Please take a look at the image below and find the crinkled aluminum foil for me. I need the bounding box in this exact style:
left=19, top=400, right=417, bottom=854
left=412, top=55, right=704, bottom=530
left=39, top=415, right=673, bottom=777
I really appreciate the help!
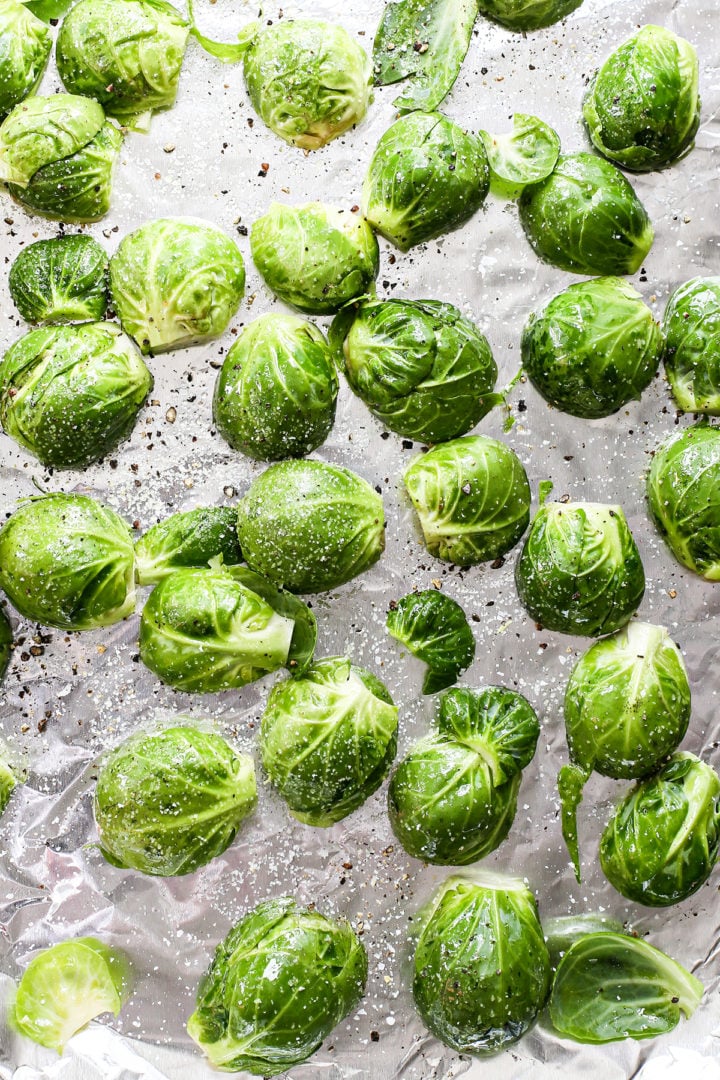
left=1, top=0, right=720, bottom=1076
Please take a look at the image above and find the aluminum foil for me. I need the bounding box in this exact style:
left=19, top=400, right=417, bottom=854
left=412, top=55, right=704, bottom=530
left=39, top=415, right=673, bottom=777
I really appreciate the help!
left=1, top=0, right=720, bottom=1075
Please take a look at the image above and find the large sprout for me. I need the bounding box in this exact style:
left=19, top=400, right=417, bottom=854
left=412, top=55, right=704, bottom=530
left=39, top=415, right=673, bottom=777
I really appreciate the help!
left=361, top=112, right=489, bottom=251
left=477, top=0, right=584, bottom=32
left=662, top=278, right=720, bottom=414
left=521, top=277, right=664, bottom=419
left=583, top=26, right=700, bottom=173
left=134, top=506, right=242, bottom=585
left=244, top=19, right=370, bottom=150
left=0, top=0, right=52, bottom=117
left=8, top=236, right=108, bottom=324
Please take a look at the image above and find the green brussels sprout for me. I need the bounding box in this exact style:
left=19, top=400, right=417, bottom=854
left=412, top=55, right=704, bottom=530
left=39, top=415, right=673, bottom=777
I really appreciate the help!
left=0, top=322, right=152, bottom=468
left=549, top=932, right=703, bottom=1043
left=479, top=113, right=560, bottom=199
left=361, top=112, right=489, bottom=252
left=0, top=493, right=136, bottom=630
left=386, top=590, right=476, bottom=694
left=109, top=218, right=245, bottom=354
left=9, top=235, right=108, bottom=324
left=600, top=752, right=720, bottom=907
left=404, top=435, right=531, bottom=565
left=477, top=0, right=583, bottom=32
left=187, top=897, right=367, bottom=1076
left=515, top=501, right=645, bottom=636
left=236, top=459, right=385, bottom=593
left=11, top=938, right=130, bottom=1052
left=139, top=564, right=316, bottom=692
left=243, top=18, right=370, bottom=150
left=135, top=506, right=242, bottom=585
left=521, top=277, right=664, bottom=419
left=518, top=153, right=654, bottom=276
left=0, top=607, right=12, bottom=684
left=260, top=656, right=398, bottom=826
left=250, top=202, right=379, bottom=315
left=0, top=0, right=52, bottom=118
left=583, top=26, right=700, bottom=173
left=213, top=313, right=338, bottom=461
left=413, top=871, right=551, bottom=1053
left=94, top=726, right=257, bottom=876
left=333, top=298, right=499, bottom=443
left=646, top=423, right=720, bottom=580
left=389, top=686, right=539, bottom=864
left=56, top=0, right=190, bottom=130
left=0, top=95, right=121, bottom=222
left=662, top=278, right=720, bottom=414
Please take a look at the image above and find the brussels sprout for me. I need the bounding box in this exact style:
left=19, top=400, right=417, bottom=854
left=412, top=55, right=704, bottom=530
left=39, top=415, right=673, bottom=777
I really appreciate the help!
left=386, top=590, right=475, bottom=694
left=139, top=564, right=315, bottom=692
left=334, top=298, right=499, bottom=443
left=0, top=95, right=121, bottom=221
left=0, top=322, right=152, bottom=468
left=244, top=19, right=370, bottom=150
left=600, top=752, right=720, bottom=907
left=515, top=501, right=645, bottom=636
left=662, top=278, right=720, bottom=414
left=404, top=435, right=531, bottom=565
left=549, top=932, right=703, bottom=1043
left=479, top=113, right=560, bottom=198
left=362, top=112, right=489, bottom=252
left=477, top=0, right=583, bottom=32
left=213, top=313, right=338, bottom=460
left=583, top=26, right=700, bottom=173
left=543, top=914, right=626, bottom=970
left=94, top=726, right=257, bottom=876
left=12, top=938, right=130, bottom=1051
left=9, top=235, right=108, bottom=324
left=646, top=423, right=720, bottom=579
left=413, top=871, right=551, bottom=1053
left=0, top=607, right=12, bottom=684
left=236, top=460, right=385, bottom=593
left=135, top=506, right=242, bottom=585
left=521, top=278, right=663, bottom=419
left=0, top=493, right=135, bottom=630
left=250, top=202, right=379, bottom=316
left=389, top=686, right=539, bottom=864
left=518, top=153, right=654, bottom=276
left=56, top=0, right=190, bottom=130
left=260, top=656, right=398, bottom=826
left=187, top=897, right=367, bottom=1075
left=0, top=0, right=52, bottom=118
left=109, top=218, right=245, bottom=354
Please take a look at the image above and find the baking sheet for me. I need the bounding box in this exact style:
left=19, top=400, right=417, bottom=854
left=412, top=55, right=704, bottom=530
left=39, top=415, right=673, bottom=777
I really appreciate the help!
left=1, top=0, right=720, bottom=1076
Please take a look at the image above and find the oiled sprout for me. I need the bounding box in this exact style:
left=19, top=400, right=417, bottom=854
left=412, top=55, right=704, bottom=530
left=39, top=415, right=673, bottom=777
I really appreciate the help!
left=0, top=0, right=52, bottom=118
left=662, top=278, right=720, bottom=414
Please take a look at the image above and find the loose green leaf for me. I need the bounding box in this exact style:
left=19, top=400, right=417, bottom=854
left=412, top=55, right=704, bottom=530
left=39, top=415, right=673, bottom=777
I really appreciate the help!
left=186, top=0, right=257, bottom=61
left=663, top=278, right=720, bottom=414
left=21, top=0, right=74, bottom=22
left=386, top=590, right=475, bottom=694
left=477, top=0, right=583, bottom=31
left=480, top=114, right=560, bottom=199
left=557, top=763, right=588, bottom=882
left=135, top=507, right=242, bottom=585
left=543, top=915, right=626, bottom=970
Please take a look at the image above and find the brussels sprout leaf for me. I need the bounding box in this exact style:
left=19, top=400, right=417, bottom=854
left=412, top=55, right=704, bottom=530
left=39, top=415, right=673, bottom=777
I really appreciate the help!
left=558, top=763, right=588, bottom=882
left=542, top=915, right=627, bottom=971
left=387, top=590, right=475, bottom=694
left=22, top=0, right=74, bottom=22
left=480, top=114, right=560, bottom=199
left=135, top=507, right=242, bottom=585
left=186, top=0, right=258, bottom=61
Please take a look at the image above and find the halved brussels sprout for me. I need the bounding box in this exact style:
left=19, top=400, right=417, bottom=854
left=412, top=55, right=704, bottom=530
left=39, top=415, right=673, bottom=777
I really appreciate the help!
left=413, top=871, right=551, bottom=1054
left=109, top=218, right=245, bottom=353
left=583, top=26, right=700, bottom=173
left=213, top=313, right=338, bottom=460
left=479, top=113, right=560, bottom=198
left=57, top=0, right=190, bottom=130
left=139, top=564, right=316, bottom=692
left=362, top=112, right=489, bottom=252
left=663, top=278, right=720, bottom=414
left=0, top=322, right=152, bottom=468
left=244, top=18, right=370, bottom=150
left=404, top=435, right=531, bottom=565
left=261, top=656, right=398, bottom=826
left=0, top=0, right=52, bottom=118
left=187, top=898, right=367, bottom=1076
left=9, top=235, right=108, bottom=324
left=250, top=202, right=379, bottom=315
left=389, top=686, right=539, bottom=864
left=0, top=94, right=121, bottom=221
left=518, top=153, right=654, bottom=276
left=0, top=493, right=136, bottom=630
left=386, top=590, right=475, bottom=694
left=477, top=0, right=583, bottom=32
left=600, top=752, right=720, bottom=907
left=134, top=506, right=242, bottom=585
left=515, top=501, right=645, bottom=636
left=521, top=277, right=663, bottom=419
left=12, top=938, right=130, bottom=1052
left=236, top=459, right=385, bottom=593
left=332, top=298, right=498, bottom=443
left=646, top=423, right=720, bottom=580
left=94, top=726, right=257, bottom=876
